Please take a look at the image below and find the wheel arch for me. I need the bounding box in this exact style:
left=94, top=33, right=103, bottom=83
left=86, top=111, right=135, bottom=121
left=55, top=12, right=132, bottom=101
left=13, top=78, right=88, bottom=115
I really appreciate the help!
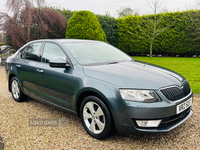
left=8, top=73, right=23, bottom=93
left=8, top=73, right=17, bottom=92
left=76, top=88, right=113, bottom=119
left=76, top=88, right=116, bottom=132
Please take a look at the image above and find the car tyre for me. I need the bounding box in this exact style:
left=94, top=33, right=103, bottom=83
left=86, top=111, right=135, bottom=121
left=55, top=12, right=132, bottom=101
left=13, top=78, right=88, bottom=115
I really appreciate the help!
left=80, top=96, right=114, bottom=140
left=11, top=77, right=27, bottom=102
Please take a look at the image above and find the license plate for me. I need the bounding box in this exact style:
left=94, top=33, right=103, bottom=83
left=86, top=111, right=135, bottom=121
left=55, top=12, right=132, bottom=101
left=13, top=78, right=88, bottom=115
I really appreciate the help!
left=176, top=97, right=192, bottom=114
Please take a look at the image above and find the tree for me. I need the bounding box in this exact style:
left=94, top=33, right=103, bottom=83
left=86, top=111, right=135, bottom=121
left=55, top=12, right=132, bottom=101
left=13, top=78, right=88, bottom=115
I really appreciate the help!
left=65, top=10, right=106, bottom=42
left=0, top=13, right=27, bottom=48
left=6, top=0, right=45, bottom=42
left=117, top=7, right=139, bottom=18
left=161, top=6, right=168, bottom=13
left=130, top=0, right=170, bottom=57
left=0, top=0, right=67, bottom=49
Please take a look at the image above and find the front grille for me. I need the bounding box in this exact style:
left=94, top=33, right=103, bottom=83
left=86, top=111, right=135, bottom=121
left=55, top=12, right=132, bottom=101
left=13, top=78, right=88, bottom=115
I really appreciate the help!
left=160, top=81, right=191, bottom=101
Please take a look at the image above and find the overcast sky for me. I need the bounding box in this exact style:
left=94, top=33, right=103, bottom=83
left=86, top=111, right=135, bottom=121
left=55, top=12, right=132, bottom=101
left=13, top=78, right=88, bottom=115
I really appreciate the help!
left=0, top=0, right=198, bottom=17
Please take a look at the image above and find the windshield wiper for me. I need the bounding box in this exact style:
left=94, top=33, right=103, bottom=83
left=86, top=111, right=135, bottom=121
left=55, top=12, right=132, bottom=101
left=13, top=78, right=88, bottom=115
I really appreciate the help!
left=107, top=61, right=119, bottom=65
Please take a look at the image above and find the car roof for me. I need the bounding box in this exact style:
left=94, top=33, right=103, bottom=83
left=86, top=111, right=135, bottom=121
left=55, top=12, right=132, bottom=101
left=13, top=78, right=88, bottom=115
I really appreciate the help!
left=30, top=39, right=102, bottom=44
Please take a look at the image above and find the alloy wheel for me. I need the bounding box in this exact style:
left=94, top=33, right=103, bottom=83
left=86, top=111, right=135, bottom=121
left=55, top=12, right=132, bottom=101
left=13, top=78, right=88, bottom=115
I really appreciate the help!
left=83, top=101, right=105, bottom=134
left=11, top=80, right=20, bottom=99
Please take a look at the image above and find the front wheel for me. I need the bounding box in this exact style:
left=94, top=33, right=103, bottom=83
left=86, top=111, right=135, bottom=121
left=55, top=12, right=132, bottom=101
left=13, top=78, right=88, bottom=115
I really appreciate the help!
left=11, top=77, right=27, bottom=102
left=80, top=96, right=114, bottom=140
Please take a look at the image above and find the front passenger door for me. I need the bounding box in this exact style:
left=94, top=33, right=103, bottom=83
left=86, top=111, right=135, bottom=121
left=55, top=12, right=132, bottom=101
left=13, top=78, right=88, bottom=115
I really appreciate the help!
left=36, top=42, right=75, bottom=109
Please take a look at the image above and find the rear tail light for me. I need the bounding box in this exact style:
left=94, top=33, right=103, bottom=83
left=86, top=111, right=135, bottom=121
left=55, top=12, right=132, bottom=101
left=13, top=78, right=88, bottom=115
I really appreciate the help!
left=5, top=60, right=7, bottom=66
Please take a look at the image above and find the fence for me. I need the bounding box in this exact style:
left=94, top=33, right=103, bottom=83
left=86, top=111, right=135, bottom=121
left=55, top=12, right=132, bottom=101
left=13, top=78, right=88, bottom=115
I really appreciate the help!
left=0, top=45, right=11, bottom=66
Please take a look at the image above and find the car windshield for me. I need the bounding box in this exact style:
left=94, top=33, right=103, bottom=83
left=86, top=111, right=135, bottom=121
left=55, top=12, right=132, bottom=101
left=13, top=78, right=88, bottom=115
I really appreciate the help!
left=63, top=42, right=132, bottom=65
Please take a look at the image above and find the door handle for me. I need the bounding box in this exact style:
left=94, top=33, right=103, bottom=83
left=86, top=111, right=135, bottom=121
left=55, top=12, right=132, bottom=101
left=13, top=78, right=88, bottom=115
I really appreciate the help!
left=37, top=69, right=43, bottom=73
left=16, top=65, right=21, bottom=68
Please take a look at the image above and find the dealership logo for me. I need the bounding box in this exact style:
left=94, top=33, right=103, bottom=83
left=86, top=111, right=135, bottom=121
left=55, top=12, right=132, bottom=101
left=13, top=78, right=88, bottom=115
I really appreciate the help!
left=29, top=119, right=68, bottom=127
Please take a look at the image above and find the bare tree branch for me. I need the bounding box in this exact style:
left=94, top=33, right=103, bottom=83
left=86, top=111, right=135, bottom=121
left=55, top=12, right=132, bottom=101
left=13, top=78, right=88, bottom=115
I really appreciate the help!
left=129, top=0, right=171, bottom=57
left=117, top=6, right=139, bottom=18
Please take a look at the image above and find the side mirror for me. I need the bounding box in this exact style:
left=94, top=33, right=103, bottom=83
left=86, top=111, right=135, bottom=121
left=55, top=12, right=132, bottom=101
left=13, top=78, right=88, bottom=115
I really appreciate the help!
left=49, top=58, right=71, bottom=68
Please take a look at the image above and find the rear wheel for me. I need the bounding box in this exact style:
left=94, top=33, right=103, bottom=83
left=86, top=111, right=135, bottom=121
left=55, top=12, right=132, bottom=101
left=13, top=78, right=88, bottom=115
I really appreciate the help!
left=80, top=96, right=114, bottom=140
left=11, top=77, right=27, bottom=102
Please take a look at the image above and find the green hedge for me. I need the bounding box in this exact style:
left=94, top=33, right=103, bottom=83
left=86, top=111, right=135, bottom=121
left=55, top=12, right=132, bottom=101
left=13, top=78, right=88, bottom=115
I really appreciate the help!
left=96, top=14, right=118, bottom=47
left=56, top=8, right=200, bottom=56
left=117, top=11, right=199, bottom=56
left=65, top=10, right=106, bottom=42
left=56, top=9, right=76, bottom=20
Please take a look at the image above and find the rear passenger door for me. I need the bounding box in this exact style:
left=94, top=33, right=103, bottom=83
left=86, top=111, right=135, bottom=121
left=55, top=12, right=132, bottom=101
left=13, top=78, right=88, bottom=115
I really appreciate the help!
left=17, top=42, right=43, bottom=95
left=36, top=42, right=74, bottom=109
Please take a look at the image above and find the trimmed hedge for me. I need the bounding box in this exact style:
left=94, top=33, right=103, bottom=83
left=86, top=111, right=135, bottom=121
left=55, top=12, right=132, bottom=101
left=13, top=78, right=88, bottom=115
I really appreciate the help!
left=65, top=10, right=106, bottom=42
left=56, top=9, right=75, bottom=20
left=56, top=8, right=200, bottom=56
left=117, top=11, right=199, bottom=56
left=96, top=14, right=118, bottom=46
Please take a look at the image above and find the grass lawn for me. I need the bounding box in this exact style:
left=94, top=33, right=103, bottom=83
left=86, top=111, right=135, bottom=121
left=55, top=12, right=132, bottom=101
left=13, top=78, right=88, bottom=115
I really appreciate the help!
left=133, top=56, right=200, bottom=94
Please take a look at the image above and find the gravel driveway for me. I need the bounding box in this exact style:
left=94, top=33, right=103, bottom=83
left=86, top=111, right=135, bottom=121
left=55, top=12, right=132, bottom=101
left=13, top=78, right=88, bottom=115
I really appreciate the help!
left=0, top=66, right=199, bottom=149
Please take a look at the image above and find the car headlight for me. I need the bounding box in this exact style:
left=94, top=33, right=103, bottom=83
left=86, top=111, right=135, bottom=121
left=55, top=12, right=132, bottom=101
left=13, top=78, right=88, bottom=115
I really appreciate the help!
left=119, top=89, right=161, bottom=103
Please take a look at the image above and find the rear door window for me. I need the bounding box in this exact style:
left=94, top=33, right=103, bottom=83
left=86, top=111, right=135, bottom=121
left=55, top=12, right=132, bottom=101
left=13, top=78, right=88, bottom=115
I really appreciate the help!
left=24, top=42, right=42, bottom=61
left=20, top=47, right=27, bottom=59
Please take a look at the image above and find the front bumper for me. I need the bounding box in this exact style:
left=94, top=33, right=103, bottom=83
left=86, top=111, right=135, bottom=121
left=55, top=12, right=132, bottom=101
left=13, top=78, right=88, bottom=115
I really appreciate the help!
left=132, top=107, right=193, bottom=132
left=112, top=93, right=193, bottom=134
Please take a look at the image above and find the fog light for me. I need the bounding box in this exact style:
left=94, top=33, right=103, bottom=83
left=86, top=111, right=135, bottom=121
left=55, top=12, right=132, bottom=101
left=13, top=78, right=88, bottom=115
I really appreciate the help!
left=136, top=120, right=161, bottom=127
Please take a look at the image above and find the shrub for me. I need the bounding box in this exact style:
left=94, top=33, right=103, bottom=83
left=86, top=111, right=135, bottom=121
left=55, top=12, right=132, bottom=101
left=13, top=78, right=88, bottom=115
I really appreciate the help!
left=65, top=10, right=106, bottom=42
left=56, top=9, right=117, bottom=46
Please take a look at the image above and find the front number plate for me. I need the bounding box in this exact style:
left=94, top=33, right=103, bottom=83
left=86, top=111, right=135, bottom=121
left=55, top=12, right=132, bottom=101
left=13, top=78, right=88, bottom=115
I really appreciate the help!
left=176, top=97, right=192, bottom=114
